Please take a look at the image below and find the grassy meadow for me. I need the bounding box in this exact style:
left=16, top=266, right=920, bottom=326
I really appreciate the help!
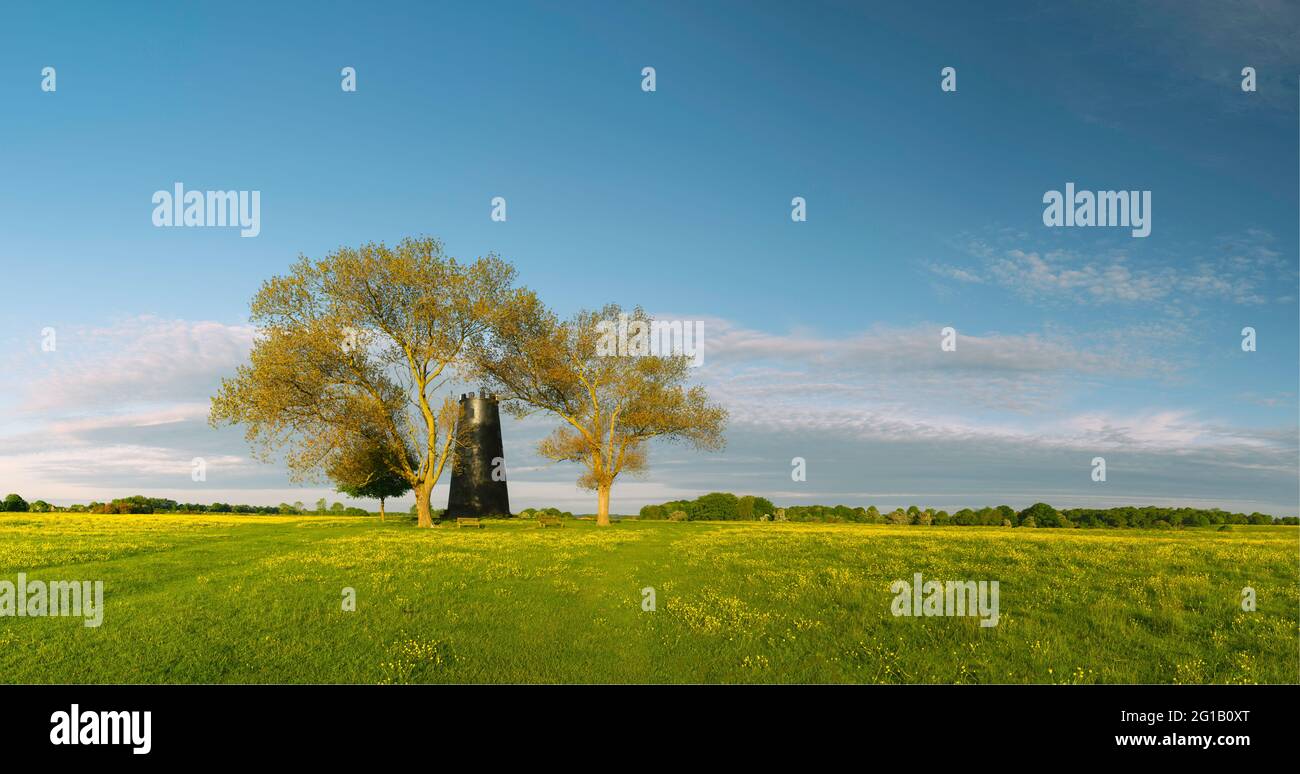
left=0, top=513, right=1295, bottom=683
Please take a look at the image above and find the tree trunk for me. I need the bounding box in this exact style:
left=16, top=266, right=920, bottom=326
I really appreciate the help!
left=596, top=484, right=611, bottom=527
left=379, top=497, right=385, bottom=522
left=415, top=481, right=434, bottom=528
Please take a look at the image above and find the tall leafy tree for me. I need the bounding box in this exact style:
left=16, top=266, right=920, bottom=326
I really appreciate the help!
left=210, top=236, right=536, bottom=527
left=474, top=303, right=727, bottom=526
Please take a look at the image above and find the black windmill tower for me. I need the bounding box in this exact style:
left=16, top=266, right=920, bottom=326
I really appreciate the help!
left=445, top=391, right=511, bottom=518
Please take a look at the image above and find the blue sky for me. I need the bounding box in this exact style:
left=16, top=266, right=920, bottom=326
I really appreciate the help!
left=1, top=1, right=1297, bottom=515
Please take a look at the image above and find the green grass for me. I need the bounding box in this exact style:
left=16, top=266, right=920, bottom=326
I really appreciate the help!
left=0, top=513, right=1295, bottom=683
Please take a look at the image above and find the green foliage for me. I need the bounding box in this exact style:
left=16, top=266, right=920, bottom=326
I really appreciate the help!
left=694, top=492, right=740, bottom=520
left=659, top=499, right=697, bottom=520
left=638, top=504, right=666, bottom=520
left=2, top=493, right=30, bottom=512
left=1018, top=502, right=1062, bottom=528
left=90, top=496, right=178, bottom=514
left=532, top=506, right=573, bottom=519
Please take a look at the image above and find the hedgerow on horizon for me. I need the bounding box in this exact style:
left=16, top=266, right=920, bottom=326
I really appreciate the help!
left=5, top=490, right=1292, bottom=528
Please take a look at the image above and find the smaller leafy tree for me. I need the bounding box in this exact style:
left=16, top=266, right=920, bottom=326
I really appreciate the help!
left=473, top=303, right=727, bottom=526
left=328, top=434, right=412, bottom=521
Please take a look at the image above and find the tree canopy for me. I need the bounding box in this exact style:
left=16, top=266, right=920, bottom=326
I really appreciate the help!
left=210, top=236, right=537, bottom=527
left=473, top=303, right=727, bottom=525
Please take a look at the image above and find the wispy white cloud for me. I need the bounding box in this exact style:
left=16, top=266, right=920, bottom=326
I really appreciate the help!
left=928, top=230, right=1293, bottom=308
left=695, top=316, right=1182, bottom=420
left=19, top=316, right=254, bottom=412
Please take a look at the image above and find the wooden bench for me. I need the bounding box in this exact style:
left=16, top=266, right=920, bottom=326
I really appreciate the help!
left=536, top=515, right=562, bottom=528
left=456, top=517, right=483, bottom=529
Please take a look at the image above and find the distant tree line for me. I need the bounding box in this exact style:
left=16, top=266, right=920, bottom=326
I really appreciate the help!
left=639, top=492, right=777, bottom=521
left=517, top=506, right=575, bottom=520
left=0, top=494, right=371, bottom=516
left=6, top=490, right=1295, bottom=527
left=635, top=493, right=1296, bottom=527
